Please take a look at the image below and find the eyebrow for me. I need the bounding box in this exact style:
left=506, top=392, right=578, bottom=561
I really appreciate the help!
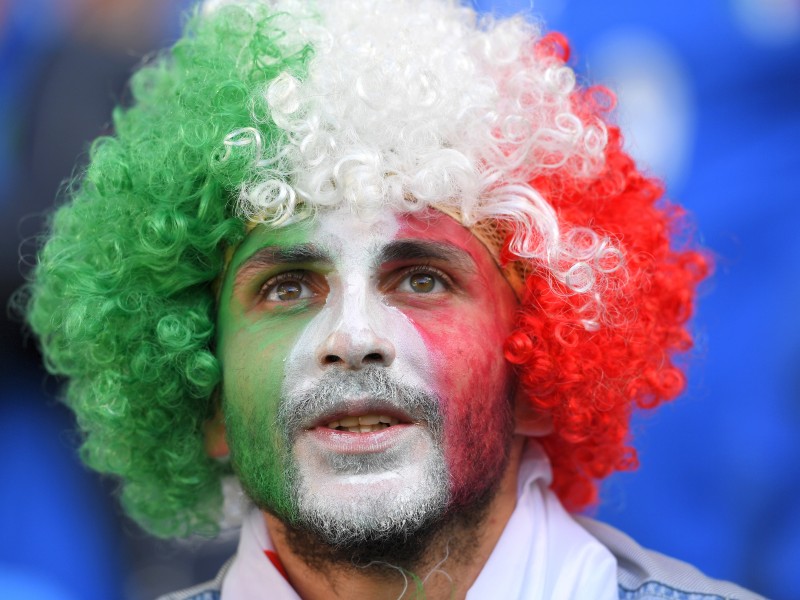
left=376, top=240, right=476, bottom=273
left=234, top=243, right=329, bottom=288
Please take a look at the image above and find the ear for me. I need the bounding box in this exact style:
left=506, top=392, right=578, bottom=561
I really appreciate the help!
left=203, top=407, right=230, bottom=458
left=513, top=390, right=554, bottom=437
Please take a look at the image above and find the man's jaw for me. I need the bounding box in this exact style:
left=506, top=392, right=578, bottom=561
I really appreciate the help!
left=273, top=370, right=450, bottom=553
left=289, top=392, right=446, bottom=524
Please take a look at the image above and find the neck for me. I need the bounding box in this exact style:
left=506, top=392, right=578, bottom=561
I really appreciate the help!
left=264, top=436, right=525, bottom=600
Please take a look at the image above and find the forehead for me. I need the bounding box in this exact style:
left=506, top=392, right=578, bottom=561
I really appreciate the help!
left=228, top=207, right=500, bottom=273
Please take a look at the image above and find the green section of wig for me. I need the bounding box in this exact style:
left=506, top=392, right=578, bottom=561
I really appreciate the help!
left=24, top=4, right=312, bottom=537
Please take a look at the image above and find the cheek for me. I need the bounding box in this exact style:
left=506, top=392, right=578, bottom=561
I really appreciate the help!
left=220, top=314, right=313, bottom=417
left=412, top=307, right=516, bottom=497
left=411, top=305, right=515, bottom=440
left=413, top=305, right=512, bottom=401
left=219, top=315, right=314, bottom=512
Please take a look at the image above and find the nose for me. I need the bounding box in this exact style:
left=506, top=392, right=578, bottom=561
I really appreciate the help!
left=315, top=273, right=397, bottom=370
left=317, top=328, right=396, bottom=369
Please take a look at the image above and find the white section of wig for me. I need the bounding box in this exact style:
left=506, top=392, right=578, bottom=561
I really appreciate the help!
left=217, top=0, right=622, bottom=328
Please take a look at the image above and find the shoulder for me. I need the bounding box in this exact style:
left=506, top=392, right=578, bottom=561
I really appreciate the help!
left=154, top=556, right=234, bottom=600
left=575, top=517, right=766, bottom=600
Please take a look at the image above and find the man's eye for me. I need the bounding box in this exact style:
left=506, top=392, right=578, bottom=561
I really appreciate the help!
left=261, top=274, right=315, bottom=302
left=397, top=270, right=446, bottom=294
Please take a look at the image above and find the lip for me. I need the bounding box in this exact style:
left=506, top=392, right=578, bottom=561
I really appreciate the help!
left=303, top=399, right=416, bottom=430
left=301, top=423, right=419, bottom=454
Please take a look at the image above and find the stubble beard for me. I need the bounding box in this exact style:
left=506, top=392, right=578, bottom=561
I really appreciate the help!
left=241, top=367, right=514, bottom=572
left=277, top=368, right=449, bottom=567
left=279, top=457, right=506, bottom=575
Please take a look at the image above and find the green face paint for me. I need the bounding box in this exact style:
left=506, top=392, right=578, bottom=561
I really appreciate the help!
left=216, top=221, right=320, bottom=521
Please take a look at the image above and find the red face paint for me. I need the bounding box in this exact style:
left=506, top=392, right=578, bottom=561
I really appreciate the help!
left=391, top=210, right=520, bottom=506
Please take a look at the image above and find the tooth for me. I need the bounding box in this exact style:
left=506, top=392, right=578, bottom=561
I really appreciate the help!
left=329, top=415, right=402, bottom=430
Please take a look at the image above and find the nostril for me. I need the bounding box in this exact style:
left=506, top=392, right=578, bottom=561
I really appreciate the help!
left=317, top=331, right=396, bottom=368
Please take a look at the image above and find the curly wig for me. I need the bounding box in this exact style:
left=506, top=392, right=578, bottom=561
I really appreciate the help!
left=24, top=0, right=708, bottom=537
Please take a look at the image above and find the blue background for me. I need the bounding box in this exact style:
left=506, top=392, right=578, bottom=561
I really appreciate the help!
left=2, top=0, right=798, bottom=598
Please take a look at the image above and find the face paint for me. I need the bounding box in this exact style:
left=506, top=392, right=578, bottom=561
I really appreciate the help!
left=278, top=209, right=450, bottom=544
left=217, top=222, right=318, bottom=519
left=216, top=206, right=519, bottom=543
left=392, top=212, right=520, bottom=509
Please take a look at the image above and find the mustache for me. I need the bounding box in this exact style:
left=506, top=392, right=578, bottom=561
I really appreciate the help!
left=278, top=367, right=442, bottom=442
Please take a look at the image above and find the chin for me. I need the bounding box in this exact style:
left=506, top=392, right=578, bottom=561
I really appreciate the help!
left=279, top=456, right=502, bottom=571
left=291, top=439, right=449, bottom=549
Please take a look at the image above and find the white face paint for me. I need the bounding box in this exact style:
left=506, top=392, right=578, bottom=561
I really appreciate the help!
left=280, top=208, right=448, bottom=542
left=284, top=208, right=432, bottom=392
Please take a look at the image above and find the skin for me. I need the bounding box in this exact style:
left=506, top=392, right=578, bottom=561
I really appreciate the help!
left=212, top=206, right=527, bottom=599
left=216, top=221, right=317, bottom=518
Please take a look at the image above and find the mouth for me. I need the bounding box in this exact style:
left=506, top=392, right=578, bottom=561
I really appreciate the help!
left=304, top=402, right=414, bottom=435
left=324, top=414, right=402, bottom=433
left=298, top=403, right=427, bottom=455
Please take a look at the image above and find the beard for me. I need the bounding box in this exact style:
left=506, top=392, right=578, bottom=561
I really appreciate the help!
left=280, top=368, right=448, bottom=551
left=227, top=366, right=514, bottom=570
left=279, top=470, right=500, bottom=573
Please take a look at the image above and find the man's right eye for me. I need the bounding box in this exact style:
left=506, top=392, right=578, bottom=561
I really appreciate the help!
left=260, top=272, right=316, bottom=302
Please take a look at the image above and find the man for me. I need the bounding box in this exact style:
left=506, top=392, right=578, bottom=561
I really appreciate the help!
left=22, top=0, right=762, bottom=598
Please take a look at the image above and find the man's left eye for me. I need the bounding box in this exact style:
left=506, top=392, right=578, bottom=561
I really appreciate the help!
left=397, top=270, right=446, bottom=294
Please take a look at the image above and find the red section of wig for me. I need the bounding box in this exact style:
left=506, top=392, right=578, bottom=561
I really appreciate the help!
left=504, top=34, right=710, bottom=512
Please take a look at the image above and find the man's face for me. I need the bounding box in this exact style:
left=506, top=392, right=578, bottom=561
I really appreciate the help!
left=216, top=207, right=520, bottom=546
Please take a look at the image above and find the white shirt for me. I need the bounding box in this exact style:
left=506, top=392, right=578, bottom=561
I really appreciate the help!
left=221, top=440, right=619, bottom=600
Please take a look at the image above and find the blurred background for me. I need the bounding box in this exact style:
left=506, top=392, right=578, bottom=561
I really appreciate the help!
left=1, top=0, right=798, bottom=598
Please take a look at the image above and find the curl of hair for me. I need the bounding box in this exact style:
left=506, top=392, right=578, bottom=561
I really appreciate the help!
left=23, top=4, right=311, bottom=537
left=225, top=0, right=618, bottom=314
left=504, top=125, right=709, bottom=510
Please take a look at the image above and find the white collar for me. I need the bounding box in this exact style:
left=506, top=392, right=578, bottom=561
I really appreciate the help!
left=467, top=440, right=618, bottom=599
left=221, top=440, right=618, bottom=600
left=220, top=507, right=299, bottom=599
